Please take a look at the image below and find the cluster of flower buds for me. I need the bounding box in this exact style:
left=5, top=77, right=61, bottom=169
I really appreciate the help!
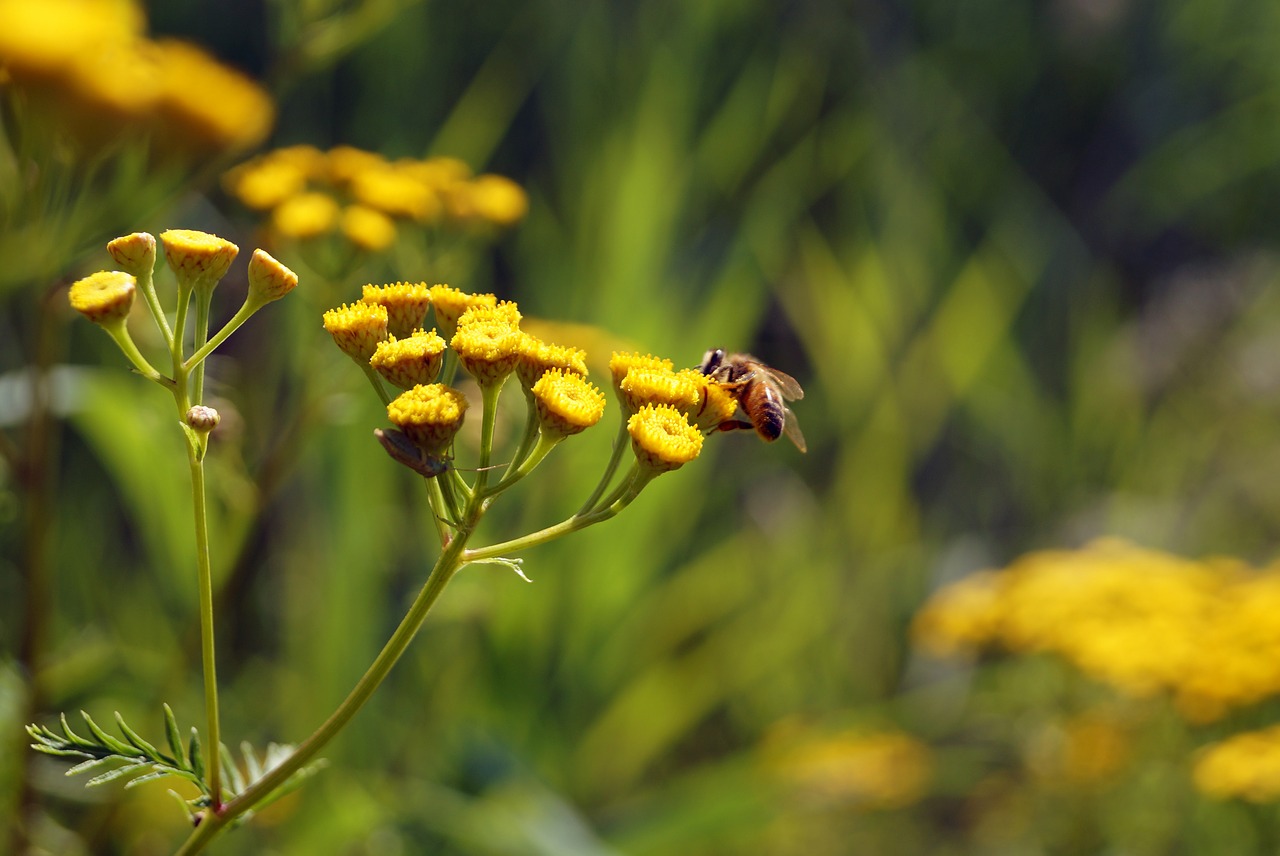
left=224, top=145, right=528, bottom=254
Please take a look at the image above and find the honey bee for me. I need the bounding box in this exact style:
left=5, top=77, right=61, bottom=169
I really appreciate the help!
left=697, top=348, right=806, bottom=453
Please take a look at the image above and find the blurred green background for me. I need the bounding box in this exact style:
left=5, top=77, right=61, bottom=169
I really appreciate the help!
left=6, top=0, right=1280, bottom=853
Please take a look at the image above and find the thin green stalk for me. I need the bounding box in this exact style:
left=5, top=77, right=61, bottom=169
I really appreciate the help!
left=501, top=395, right=540, bottom=481
left=424, top=477, right=452, bottom=544
left=473, top=380, right=505, bottom=495
left=103, top=323, right=166, bottom=385
left=183, top=299, right=262, bottom=371
left=135, top=260, right=174, bottom=347
left=191, top=290, right=213, bottom=404
left=576, top=420, right=629, bottom=515
left=188, top=444, right=222, bottom=809
left=174, top=495, right=478, bottom=855
left=465, top=463, right=652, bottom=562
left=360, top=364, right=393, bottom=406
left=481, top=430, right=559, bottom=497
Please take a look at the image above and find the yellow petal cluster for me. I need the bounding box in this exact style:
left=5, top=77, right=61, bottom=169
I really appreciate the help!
left=619, top=367, right=702, bottom=416
left=428, top=285, right=496, bottom=340
left=246, top=249, right=298, bottom=304
left=362, top=282, right=432, bottom=339
left=68, top=270, right=136, bottom=325
left=1194, top=725, right=1280, bottom=802
left=609, top=351, right=674, bottom=394
left=913, top=539, right=1280, bottom=722
left=386, top=384, right=468, bottom=454
left=271, top=192, right=339, bottom=240
left=516, top=334, right=588, bottom=390
left=370, top=330, right=447, bottom=390
left=322, top=302, right=389, bottom=364
left=627, top=404, right=703, bottom=473
left=223, top=145, right=528, bottom=255
left=531, top=370, right=605, bottom=437
left=0, top=1, right=274, bottom=158
left=451, top=320, right=521, bottom=387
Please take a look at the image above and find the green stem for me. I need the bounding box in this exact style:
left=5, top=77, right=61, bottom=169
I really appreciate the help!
left=576, top=420, right=629, bottom=515
left=191, top=289, right=213, bottom=404
left=171, top=284, right=191, bottom=383
left=188, top=442, right=222, bottom=810
left=174, top=497, right=477, bottom=855
left=501, top=395, right=540, bottom=481
left=465, top=463, right=652, bottom=562
left=473, top=380, right=505, bottom=495
left=136, top=261, right=174, bottom=347
left=360, top=363, right=393, bottom=406
left=424, top=477, right=452, bottom=544
left=104, top=322, right=166, bottom=385
left=480, top=430, right=559, bottom=498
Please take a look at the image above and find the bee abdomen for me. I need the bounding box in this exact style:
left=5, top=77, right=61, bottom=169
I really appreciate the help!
left=755, top=401, right=785, bottom=441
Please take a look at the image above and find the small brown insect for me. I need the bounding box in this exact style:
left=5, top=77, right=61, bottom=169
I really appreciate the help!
left=697, top=348, right=806, bottom=453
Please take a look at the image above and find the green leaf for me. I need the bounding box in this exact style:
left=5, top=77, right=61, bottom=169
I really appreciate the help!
left=86, top=759, right=151, bottom=788
left=221, top=743, right=246, bottom=796
left=115, top=711, right=163, bottom=761
left=189, top=729, right=205, bottom=781
left=67, top=756, right=134, bottom=777
left=164, top=704, right=187, bottom=767
left=58, top=713, right=97, bottom=749
left=80, top=711, right=137, bottom=757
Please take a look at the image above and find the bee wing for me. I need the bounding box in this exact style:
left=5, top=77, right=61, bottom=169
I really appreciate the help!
left=768, top=368, right=805, bottom=400
left=782, top=407, right=807, bottom=453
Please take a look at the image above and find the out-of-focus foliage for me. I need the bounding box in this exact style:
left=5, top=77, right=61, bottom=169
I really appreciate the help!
left=6, top=0, right=1280, bottom=852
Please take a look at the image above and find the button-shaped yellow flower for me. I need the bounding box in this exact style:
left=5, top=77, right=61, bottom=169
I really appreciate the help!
left=159, top=229, right=238, bottom=293
left=362, top=282, right=432, bottom=339
left=246, top=249, right=298, bottom=304
left=428, top=284, right=496, bottom=340
left=619, top=366, right=701, bottom=416
left=531, top=369, right=605, bottom=438
left=322, top=301, right=388, bottom=364
left=386, top=383, right=468, bottom=454
left=106, top=232, right=156, bottom=278
left=609, top=351, right=673, bottom=396
left=628, top=404, right=703, bottom=473
left=370, top=329, right=447, bottom=390
left=340, top=204, right=397, bottom=252
left=69, top=270, right=136, bottom=326
left=271, top=192, right=339, bottom=240
left=516, top=334, right=588, bottom=390
left=451, top=320, right=521, bottom=387
left=687, top=372, right=739, bottom=432
left=457, top=300, right=522, bottom=329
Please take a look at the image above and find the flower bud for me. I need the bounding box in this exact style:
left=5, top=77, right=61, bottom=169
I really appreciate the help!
left=68, top=271, right=136, bottom=326
left=247, top=248, right=298, bottom=304
left=185, top=405, right=221, bottom=433
left=159, top=229, right=238, bottom=293
left=106, top=233, right=157, bottom=278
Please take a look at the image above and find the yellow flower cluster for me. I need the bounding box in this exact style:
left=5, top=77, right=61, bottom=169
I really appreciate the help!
left=1194, top=725, right=1280, bottom=802
left=764, top=723, right=933, bottom=810
left=913, top=539, right=1280, bottom=722
left=0, top=0, right=273, bottom=157
left=609, top=351, right=737, bottom=435
left=223, top=145, right=529, bottom=253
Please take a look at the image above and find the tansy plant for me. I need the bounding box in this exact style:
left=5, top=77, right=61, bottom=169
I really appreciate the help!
left=33, top=231, right=796, bottom=854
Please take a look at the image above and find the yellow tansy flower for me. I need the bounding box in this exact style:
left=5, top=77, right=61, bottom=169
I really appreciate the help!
left=766, top=726, right=933, bottom=811
left=224, top=158, right=309, bottom=210
left=467, top=174, right=529, bottom=227
left=608, top=351, right=673, bottom=394
left=457, top=300, right=522, bottom=330
left=272, top=192, right=339, bottom=240
left=386, top=383, right=468, bottom=454
left=627, top=404, right=703, bottom=473
left=159, top=229, right=238, bottom=292
left=428, top=284, right=496, bottom=340
left=151, top=39, right=274, bottom=156
left=362, top=281, right=432, bottom=339
left=515, top=333, right=588, bottom=390
left=340, top=204, right=397, bottom=252
left=322, top=301, right=388, bottom=363
left=68, top=270, right=136, bottom=326
left=370, top=329, right=447, bottom=390
left=1194, top=725, right=1280, bottom=803
left=686, top=372, right=739, bottom=432
left=451, top=320, right=521, bottom=387
left=619, top=366, right=701, bottom=416
left=349, top=166, right=437, bottom=219
left=531, top=369, right=605, bottom=438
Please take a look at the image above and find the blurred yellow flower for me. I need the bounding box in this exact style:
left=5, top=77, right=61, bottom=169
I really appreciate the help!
left=1194, top=725, right=1280, bottom=803
left=765, top=724, right=933, bottom=810
left=151, top=39, right=274, bottom=156
left=340, top=205, right=397, bottom=252
left=913, top=539, right=1280, bottom=723
left=272, top=192, right=340, bottom=240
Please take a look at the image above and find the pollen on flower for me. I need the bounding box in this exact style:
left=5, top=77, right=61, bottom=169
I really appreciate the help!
left=106, top=232, right=157, bottom=278
left=272, top=192, right=340, bottom=240
left=386, top=383, right=468, bottom=454
left=531, top=369, right=605, bottom=437
left=627, top=404, right=703, bottom=473
left=323, top=301, right=389, bottom=363
left=619, top=367, right=701, bottom=415
left=370, top=329, right=447, bottom=390
left=451, top=320, right=521, bottom=386
left=362, top=282, right=432, bottom=338
left=687, top=373, right=739, bottom=432
left=340, top=204, right=397, bottom=252
left=457, top=300, right=522, bottom=330
left=159, top=229, right=238, bottom=291
left=246, top=249, right=298, bottom=304
left=429, top=284, right=496, bottom=339
left=609, top=351, right=674, bottom=393
left=68, top=270, right=136, bottom=325
left=516, top=334, right=588, bottom=390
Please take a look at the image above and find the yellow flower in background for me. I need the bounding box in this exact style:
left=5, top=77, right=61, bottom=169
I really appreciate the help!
left=764, top=723, right=933, bottom=811
left=1194, top=725, right=1280, bottom=803
left=322, top=301, right=389, bottom=364
left=272, top=192, right=340, bottom=240
left=913, top=539, right=1280, bottom=723
left=627, top=404, right=702, bottom=473
left=340, top=205, right=397, bottom=252
left=1026, top=711, right=1132, bottom=788
left=0, top=0, right=144, bottom=85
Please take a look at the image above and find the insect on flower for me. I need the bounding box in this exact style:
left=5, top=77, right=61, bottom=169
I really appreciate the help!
left=697, top=349, right=806, bottom=453
left=374, top=428, right=452, bottom=478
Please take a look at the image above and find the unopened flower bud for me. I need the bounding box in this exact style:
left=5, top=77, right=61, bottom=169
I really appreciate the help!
left=247, top=248, right=298, bottom=304
left=185, top=405, right=221, bottom=433
left=160, top=229, right=239, bottom=293
left=106, top=233, right=157, bottom=278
